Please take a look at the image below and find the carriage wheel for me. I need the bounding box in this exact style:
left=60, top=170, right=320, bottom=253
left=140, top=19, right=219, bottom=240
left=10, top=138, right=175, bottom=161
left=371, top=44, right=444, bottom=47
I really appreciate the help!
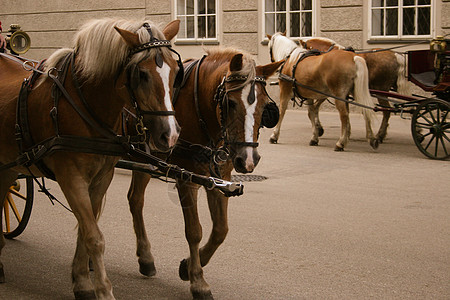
left=2, top=176, right=34, bottom=239
left=411, top=98, right=450, bottom=160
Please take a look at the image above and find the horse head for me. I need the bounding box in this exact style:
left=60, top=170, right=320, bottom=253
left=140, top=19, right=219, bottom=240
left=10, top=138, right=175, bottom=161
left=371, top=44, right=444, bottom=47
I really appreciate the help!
left=114, top=20, right=182, bottom=152
left=219, top=53, right=283, bottom=173
left=267, top=32, right=297, bottom=62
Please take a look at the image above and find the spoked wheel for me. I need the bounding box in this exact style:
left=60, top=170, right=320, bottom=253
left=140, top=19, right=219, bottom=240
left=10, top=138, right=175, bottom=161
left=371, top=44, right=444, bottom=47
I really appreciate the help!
left=411, top=98, right=450, bottom=160
left=2, top=176, right=34, bottom=239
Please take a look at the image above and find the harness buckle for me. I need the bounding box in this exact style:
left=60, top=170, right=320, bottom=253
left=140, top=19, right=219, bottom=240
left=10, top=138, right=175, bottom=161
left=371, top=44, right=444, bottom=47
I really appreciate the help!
left=135, top=116, right=148, bottom=143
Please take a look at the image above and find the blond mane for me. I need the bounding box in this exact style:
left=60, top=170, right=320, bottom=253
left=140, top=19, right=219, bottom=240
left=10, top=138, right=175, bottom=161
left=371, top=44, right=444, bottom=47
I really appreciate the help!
left=44, top=18, right=171, bottom=83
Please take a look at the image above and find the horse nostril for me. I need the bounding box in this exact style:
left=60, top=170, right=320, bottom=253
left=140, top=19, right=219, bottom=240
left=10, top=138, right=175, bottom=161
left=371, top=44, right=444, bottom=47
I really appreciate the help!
left=254, top=152, right=261, bottom=166
left=235, top=156, right=245, bottom=169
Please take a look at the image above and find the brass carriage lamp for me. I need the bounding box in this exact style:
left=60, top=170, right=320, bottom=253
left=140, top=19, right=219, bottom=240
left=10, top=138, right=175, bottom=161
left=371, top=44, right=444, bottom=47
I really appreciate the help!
left=6, top=24, right=31, bottom=55
left=430, top=36, right=447, bottom=53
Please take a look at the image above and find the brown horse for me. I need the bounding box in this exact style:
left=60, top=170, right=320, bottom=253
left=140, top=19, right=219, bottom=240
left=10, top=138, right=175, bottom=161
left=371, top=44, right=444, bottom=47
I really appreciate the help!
left=0, top=18, right=181, bottom=299
left=300, top=37, right=409, bottom=143
left=126, top=48, right=283, bottom=299
left=268, top=33, right=377, bottom=151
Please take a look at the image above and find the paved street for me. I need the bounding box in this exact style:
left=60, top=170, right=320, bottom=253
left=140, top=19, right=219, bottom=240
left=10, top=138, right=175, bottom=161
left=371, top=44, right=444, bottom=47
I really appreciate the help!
left=1, top=109, right=449, bottom=299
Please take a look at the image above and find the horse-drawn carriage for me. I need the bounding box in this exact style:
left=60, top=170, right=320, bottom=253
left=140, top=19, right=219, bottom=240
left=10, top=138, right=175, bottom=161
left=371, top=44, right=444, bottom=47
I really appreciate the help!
left=1, top=18, right=448, bottom=299
left=269, top=33, right=449, bottom=160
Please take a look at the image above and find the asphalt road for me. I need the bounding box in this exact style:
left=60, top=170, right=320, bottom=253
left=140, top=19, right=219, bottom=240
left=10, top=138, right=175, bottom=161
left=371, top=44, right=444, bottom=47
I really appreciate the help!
left=1, top=110, right=449, bottom=300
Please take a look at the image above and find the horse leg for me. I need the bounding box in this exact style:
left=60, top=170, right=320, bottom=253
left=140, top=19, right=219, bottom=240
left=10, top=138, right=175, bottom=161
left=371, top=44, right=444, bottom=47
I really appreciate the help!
left=183, top=188, right=228, bottom=275
left=127, top=171, right=155, bottom=276
left=0, top=171, right=18, bottom=283
left=176, top=180, right=213, bottom=300
left=270, top=83, right=292, bottom=144
left=376, top=98, right=390, bottom=143
left=308, top=99, right=325, bottom=146
left=334, top=100, right=350, bottom=151
left=58, top=171, right=114, bottom=300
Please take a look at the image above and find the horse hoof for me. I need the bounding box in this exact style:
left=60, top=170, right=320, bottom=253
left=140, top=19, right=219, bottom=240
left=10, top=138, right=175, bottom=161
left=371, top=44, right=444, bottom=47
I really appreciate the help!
left=318, top=127, right=324, bottom=137
left=139, top=261, right=156, bottom=277
left=334, top=145, right=344, bottom=151
left=309, top=140, right=319, bottom=146
left=370, top=139, right=379, bottom=150
left=192, top=290, right=214, bottom=300
left=179, top=259, right=189, bottom=281
left=269, top=137, right=278, bottom=144
left=74, top=290, right=96, bottom=300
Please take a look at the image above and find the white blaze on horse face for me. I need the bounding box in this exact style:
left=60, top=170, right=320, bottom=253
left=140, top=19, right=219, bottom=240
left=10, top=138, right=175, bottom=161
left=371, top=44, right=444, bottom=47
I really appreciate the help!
left=241, top=83, right=257, bottom=170
left=157, top=62, right=178, bottom=147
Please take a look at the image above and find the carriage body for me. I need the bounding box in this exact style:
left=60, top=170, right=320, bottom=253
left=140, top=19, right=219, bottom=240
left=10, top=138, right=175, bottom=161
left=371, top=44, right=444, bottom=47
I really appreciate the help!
left=407, top=38, right=450, bottom=100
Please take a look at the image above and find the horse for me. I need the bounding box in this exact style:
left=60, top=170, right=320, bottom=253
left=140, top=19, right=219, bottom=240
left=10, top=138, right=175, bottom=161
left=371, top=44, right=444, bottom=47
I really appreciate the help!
left=267, top=32, right=377, bottom=151
left=126, top=47, right=283, bottom=299
left=0, top=18, right=182, bottom=299
left=300, top=36, right=409, bottom=143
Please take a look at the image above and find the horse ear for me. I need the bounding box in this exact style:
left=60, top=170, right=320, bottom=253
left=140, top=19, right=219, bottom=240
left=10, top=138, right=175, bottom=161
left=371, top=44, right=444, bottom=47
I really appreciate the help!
left=281, top=31, right=286, bottom=36
left=230, top=53, right=243, bottom=72
left=257, top=59, right=285, bottom=78
left=162, top=19, right=180, bottom=41
left=266, top=34, right=272, bottom=40
left=299, top=40, right=307, bottom=48
left=115, top=27, right=141, bottom=48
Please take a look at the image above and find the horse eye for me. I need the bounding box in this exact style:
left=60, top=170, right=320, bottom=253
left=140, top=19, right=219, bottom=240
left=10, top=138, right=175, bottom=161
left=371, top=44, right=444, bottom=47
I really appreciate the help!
left=226, top=99, right=237, bottom=109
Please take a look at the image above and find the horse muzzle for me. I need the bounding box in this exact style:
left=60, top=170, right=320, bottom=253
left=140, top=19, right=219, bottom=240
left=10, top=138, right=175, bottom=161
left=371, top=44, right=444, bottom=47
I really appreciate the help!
left=233, top=146, right=260, bottom=174
left=147, top=115, right=180, bottom=152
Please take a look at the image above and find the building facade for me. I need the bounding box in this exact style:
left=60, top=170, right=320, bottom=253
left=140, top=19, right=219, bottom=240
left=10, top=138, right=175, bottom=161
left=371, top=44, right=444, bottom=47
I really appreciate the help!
left=1, top=0, right=449, bottom=64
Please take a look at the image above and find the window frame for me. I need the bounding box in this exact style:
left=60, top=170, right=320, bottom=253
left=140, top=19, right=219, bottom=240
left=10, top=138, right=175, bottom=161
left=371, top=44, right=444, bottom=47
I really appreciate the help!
left=369, top=0, right=434, bottom=41
left=174, top=0, right=219, bottom=43
left=262, top=0, right=316, bottom=40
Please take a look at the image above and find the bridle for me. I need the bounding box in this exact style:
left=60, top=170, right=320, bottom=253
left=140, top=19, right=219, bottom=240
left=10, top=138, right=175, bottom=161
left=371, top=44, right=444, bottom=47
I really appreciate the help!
left=214, top=74, right=268, bottom=149
left=125, top=22, right=184, bottom=140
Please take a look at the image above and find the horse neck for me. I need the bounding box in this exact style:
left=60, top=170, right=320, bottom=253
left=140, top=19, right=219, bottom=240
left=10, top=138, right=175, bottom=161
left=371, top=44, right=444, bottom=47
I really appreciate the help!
left=67, top=65, right=126, bottom=134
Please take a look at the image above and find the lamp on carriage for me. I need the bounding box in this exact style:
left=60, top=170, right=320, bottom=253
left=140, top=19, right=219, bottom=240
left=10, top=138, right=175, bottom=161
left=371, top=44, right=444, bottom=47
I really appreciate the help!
left=430, top=36, right=447, bottom=53
left=6, top=24, right=31, bottom=55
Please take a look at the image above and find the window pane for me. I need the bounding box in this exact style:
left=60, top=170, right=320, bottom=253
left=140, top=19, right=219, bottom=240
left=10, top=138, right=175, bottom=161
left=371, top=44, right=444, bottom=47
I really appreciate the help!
left=276, top=13, right=286, bottom=32
left=386, top=0, right=398, bottom=6
left=265, top=0, right=275, bottom=12
left=290, top=12, right=300, bottom=36
left=418, top=0, right=430, bottom=4
left=372, top=9, right=384, bottom=35
left=302, top=0, right=312, bottom=10
left=187, top=16, right=194, bottom=38
left=207, top=0, right=215, bottom=14
left=403, top=0, right=414, bottom=6
left=386, top=8, right=398, bottom=35
left=418, top=7, right=430, bottom=35
left=402, top=7, right=415, bottom=35
left=276, top=0, right=286, bottom=11
left=178, top=16, right=186, bottom=38
left=291, top=0, right=300, bottom=11
left=187, top=0, right=194, bottom=14
left=265, top=13, right=275, bottom=35
left=198, top=0, right=205, bottom=14
left=177, top=0, right=185, bottom=15
left=207, top=16, right=216, bottom=38
left=198, top=16, right=206, bottom=37
left=372, top=0, right=384, bottom=6
left=302, top=12, right=312, bottom=36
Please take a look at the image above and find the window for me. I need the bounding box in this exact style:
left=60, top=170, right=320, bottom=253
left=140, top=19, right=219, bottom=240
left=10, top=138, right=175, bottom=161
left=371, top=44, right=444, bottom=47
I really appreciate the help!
left=264, top=0, right=314, bottom=38
left=176, top=0, right=217, bottom=41
left=370, top=0, right=432, bottom=39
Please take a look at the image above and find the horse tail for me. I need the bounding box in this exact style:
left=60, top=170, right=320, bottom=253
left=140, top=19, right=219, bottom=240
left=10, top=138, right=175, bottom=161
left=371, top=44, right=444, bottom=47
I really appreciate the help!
left=394, top=52, right=410, bottom=95
left=353, top=56, right=376, bottom=122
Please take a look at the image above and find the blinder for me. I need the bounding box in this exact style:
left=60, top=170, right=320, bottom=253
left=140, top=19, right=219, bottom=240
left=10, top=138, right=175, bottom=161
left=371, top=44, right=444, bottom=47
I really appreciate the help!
left=261, top=101, right=279, bottom=128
